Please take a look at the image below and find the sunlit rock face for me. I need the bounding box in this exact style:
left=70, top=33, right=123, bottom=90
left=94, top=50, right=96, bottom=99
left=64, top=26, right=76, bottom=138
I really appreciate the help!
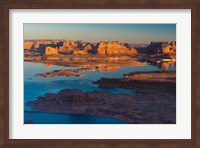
left=24, top=40, right=63, bottom=51
left=73, top=43, right=93, bottom=55
left=24, top=40, right=138, bottom=55
left=24, top=41, right=34, bottom=50
left=147, top=41, right=176, bottom=54
left=44, top=46, right=58, bottom=55
left=97, top=41, right=137, bottom=55
left=59, top=40, right=85, bottom=52
left=83, top=44, right=93, bottom=51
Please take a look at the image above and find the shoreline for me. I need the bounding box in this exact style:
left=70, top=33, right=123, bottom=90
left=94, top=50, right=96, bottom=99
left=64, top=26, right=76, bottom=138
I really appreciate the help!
left=26, top=71, right=176, bottom=124
left=24, top=54, right=145, bottom=71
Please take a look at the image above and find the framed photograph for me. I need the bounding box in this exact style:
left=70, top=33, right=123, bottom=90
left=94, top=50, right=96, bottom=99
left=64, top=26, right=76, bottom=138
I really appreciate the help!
left=1, top=0, right=200, bottom=147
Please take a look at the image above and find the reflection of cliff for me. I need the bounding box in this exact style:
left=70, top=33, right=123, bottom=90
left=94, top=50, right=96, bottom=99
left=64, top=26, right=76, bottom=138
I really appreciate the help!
left=73, top=57, right=145, bottom=72
left=26, top=54, right=145, bottom=73
left=160, top=62, right=169, bottom=71
left=44, top=63, right=53, bottom=68
left=25, top=54, right=145, bottom=70
left=95, top=64, right=120, bottom=72
left=158, top=62, right=176, bottom=71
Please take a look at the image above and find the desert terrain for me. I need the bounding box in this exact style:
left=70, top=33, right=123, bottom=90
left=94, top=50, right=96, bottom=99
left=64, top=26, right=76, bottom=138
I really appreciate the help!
left=25, top=39, right=176, bottom=124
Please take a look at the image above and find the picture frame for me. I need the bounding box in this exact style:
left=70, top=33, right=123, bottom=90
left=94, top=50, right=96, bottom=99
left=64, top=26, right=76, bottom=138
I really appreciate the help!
left=0, top=0, right=199, bottom=147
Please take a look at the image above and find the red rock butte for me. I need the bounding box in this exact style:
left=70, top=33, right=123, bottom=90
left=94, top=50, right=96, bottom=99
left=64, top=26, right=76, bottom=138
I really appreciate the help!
left=24, top=40, right=176, bottom=56
left=45, top=46, right=58, bottom=55
left=146, top=41, right=176, bottom=54
left=97, top=41, right=137, bottom=55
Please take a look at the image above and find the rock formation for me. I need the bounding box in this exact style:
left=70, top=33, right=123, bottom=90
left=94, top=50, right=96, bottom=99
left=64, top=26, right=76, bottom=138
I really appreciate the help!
left=124, top=71, right=176, bottom=82
left=97, top=41, right=137, bottom=55
left=25, top=40, right=177, bottom=56
left=24, top=41, right=34, bottom=50
left=93, top=71, right=176, bottom=92
left=35, top=67, right=97, bottom=78
left=27, top=83, right=176, bottom=124
left=59, top=40, right=85, bottom=52
left=147, top=41, right=176, bottom=54
left=24, top=40, right=139, bottom=56
left=73, top=43, right=93, bottom=55
left=66, top=90, right=103, bottom=103
left=44, top=46, right=58, bottom=55
left=24, top=40, right=63, bottom=51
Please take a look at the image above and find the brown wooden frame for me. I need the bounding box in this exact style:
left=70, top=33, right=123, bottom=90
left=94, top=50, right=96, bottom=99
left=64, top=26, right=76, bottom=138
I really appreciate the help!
left=0, top=0, right=200, bottom=147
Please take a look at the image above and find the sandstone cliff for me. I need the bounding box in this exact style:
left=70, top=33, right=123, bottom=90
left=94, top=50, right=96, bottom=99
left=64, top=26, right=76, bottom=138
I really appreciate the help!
left=24, top=40, right=62, bottom=51
left=73, top=43, right=93, bottom=55
left=24, top=41, right=34, bottom=50
left=59, top=40, right=85, bottom=52
left=25, top=40, right=139, bottom=56
left=97, top=41, right=137, bottom=55
left=44, top=46, right=58, bottom=55
left=147, top=41, right=176, bottom=54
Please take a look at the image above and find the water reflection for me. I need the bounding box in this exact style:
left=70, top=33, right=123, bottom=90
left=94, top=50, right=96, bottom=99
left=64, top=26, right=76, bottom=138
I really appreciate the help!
left=157, top=62, right=176, bottom=71
left=44, top=63, right=54, bottom=68
left=24, top=112, right=127, bottom=124
left=24, top=61, right=175, bottom=124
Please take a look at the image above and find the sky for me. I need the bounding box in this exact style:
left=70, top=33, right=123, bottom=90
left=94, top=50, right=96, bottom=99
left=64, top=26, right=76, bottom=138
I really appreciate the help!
left=24, top=24, right=176, bottom=44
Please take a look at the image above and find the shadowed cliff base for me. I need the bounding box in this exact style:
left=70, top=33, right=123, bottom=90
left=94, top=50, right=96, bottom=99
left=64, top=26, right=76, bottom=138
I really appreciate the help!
left=93, top=71, right=176, bottom=93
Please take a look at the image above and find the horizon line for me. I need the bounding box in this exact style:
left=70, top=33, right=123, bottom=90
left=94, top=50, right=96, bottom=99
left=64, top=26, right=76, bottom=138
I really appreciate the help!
left=24, top=39, right=176, bottom=44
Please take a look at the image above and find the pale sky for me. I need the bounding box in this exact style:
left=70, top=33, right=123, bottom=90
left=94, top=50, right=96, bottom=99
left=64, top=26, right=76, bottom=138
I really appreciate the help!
left=24, top=24, right=176, bottom=44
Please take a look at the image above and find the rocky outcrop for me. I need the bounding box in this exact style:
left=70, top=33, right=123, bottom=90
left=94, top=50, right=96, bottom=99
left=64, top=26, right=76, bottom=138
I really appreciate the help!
left=35, top=67, right=97, bottom=78
left=59, top=40, right=85, bottom=52
left=162, top=42, right=176, bottom=54
left=24, top=54, right=145, bottom=72
left=124, top=71, right=176, bottom=82
left=24, top=40, right=63, bottom=51
left=24, top=40, right=139, bottom=56
left=147, top=41, right=176, bottom=54
left=27, top=85, right=176, bottom=124
left=24, top=41, right=34, bottom=50
left=73, top=44, right=93, bottom=55
left=66, top=90, right=103, bottom=103
left=93, top=71, right=176, bottom=92
left=44, top=46, right=58, bottom=55
left=97, top=41, right=137, bottom=55
left=83, top=44, right=93, bottom=51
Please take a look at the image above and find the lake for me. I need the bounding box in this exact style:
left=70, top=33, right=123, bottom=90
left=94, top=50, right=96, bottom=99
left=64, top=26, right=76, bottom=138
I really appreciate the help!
left=24, top=61, right=176, bottom=124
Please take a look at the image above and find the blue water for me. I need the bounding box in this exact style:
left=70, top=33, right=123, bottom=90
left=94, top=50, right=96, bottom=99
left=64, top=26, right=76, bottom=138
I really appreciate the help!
left=24, top=112, right=127, bottom=124
left=24, top=61, right=176, bottom=124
